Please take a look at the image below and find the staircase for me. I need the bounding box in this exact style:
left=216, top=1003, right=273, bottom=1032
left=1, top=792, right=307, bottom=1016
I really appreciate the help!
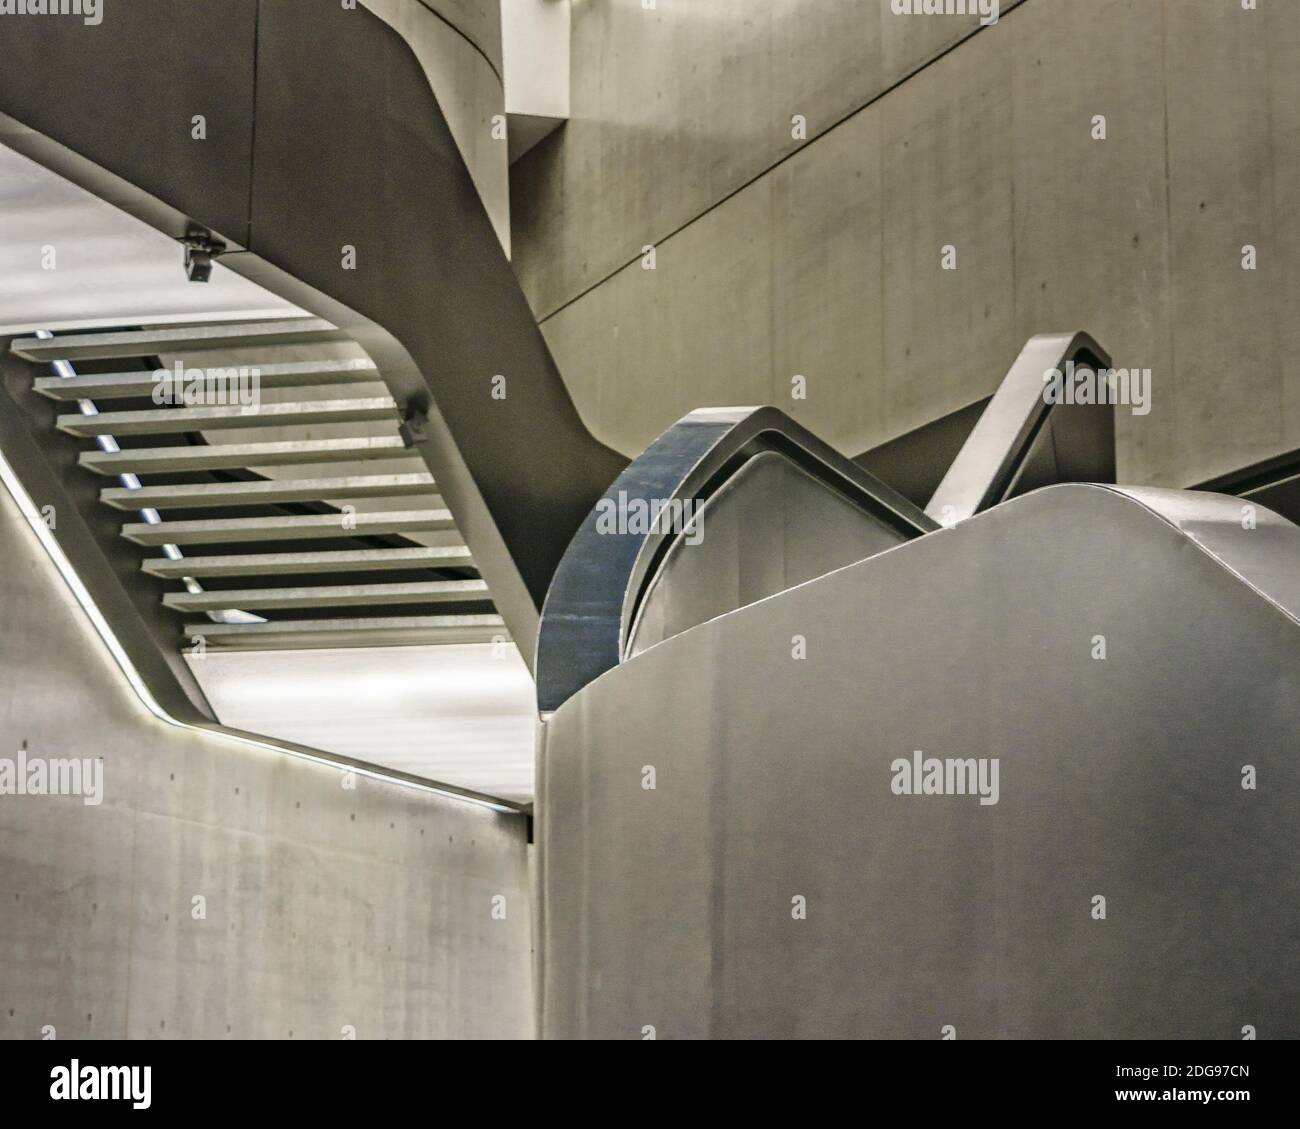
left=10, top=318, right=508, bottom=653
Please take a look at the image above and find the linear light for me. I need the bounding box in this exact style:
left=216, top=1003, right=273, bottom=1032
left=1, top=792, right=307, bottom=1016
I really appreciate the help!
left=0, top=442, right=518, bottom=815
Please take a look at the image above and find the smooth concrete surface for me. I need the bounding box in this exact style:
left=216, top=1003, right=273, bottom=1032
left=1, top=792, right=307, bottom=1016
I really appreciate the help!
left=364, top=0, right=511, bottom=255
left=426, top=0, right=506, bottom=76
left=515, top=0, right=1300, bottom=491
left=502, top=0, right=569, bottom=120
left=539, top=484, right=1300, bottom=1038
left=0, top=143, right=301, bottom=335
left=0, top=484, right=533, bottom=1039
left=512, top=0, right=1026, bottom=318
left=502, top=0, right=570, bottom=163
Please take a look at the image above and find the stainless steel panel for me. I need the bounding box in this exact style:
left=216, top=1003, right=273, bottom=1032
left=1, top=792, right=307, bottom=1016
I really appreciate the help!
left=540, top=484, right=1300, bottom=1038
left=535, top=406, right=935, bottom=713
left=628, top=450, right=914, bottom=658
left=925, top=332, right=1114, bottom=524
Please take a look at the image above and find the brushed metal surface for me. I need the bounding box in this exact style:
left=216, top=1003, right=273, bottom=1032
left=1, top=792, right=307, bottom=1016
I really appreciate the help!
left=535, top=406, right=936, bottom=713
left=627, top=450, right=916, bottom=658
left=540, top=484, right=1300, bottom=1038
left=925, top=332, right=1115, bottom=525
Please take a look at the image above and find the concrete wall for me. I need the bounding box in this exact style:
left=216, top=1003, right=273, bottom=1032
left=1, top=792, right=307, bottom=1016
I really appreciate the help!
left=0, top=484, right=533, bottom=1040
left=511, top=0, right=1299, bottom=489
left=366, top=0, right=511, bottom=254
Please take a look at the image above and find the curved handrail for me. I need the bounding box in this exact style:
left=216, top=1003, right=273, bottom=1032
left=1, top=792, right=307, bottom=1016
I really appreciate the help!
left=925, top=332, right=1114, bottom=525
left=534, top=406, right=938, bottom=713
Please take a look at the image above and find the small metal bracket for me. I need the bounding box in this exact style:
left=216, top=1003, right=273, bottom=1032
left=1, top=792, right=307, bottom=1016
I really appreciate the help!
left=399, top=407, right=429, bottom=448
left=181, top=230, right=228, bottom=283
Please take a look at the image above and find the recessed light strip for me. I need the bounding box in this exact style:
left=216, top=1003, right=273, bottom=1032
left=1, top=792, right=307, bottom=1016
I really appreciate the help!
left=0, top=436, right=519, bottom=815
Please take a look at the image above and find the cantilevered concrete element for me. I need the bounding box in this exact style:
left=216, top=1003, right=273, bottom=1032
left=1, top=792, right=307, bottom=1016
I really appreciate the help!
left=3, top=310, right=497, bottom=717
left=57, top=397, right=398, bottom=438
left=0, top=0, right=628, bottom=667
left=80, top=437, right=413, bottom=476
left=12, top=318, right=345, bottom=361
left=36, top=357, right=380, bottom=400
left=164, top=579, right=489, bottom=613
left=101, top=474, right=437, bottom=511
left=502, top=0, right=571, bottom=163
left=121, top=510, right=456, bottom=547
left=142, top=546, right=473, bottom=580
left=538, top=482, right=1300, bottom=1038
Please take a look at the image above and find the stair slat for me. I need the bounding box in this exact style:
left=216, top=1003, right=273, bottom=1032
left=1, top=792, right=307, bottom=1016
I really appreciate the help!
left=80, top=437, right=413, bottom=475
left=58, top=398, right=397, bottom=438
left=122, top=509, right=454, bottom=546
left=142, top=546, right=473, bottom=579
left=164, top=579, right=489, bottom=612
left=101, top=473, right=436, bottom=510
left=12, top=318, right=342, bottom=361
left=35, top=358, right=379, bottom=401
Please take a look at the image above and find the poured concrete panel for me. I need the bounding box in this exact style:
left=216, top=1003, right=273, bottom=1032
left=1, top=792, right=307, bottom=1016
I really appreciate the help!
left=540, top=176, right=776, bottom=448
left=1271, top=10, right=1300, bottom=453
left=423, top=0, right=505, bottom=76
left=0, top=484, right=532, bottom=1040
left=530, top=0, right=1300, bottom=491
left=879, top=23, right=1017, bottom=438
left=0, top=0, right=260, bottom=247
left=1007, top=0, right=1174, bottom=485
left=769, top=110, right=885, bottom=438
left=1162, top=0, right=1280, bottom=485
left=513, top=0, right=1027, bottom=319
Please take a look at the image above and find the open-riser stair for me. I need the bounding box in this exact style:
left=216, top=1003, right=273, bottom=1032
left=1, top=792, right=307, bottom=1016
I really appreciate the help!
left=10, top=318, right=507, bottom=651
